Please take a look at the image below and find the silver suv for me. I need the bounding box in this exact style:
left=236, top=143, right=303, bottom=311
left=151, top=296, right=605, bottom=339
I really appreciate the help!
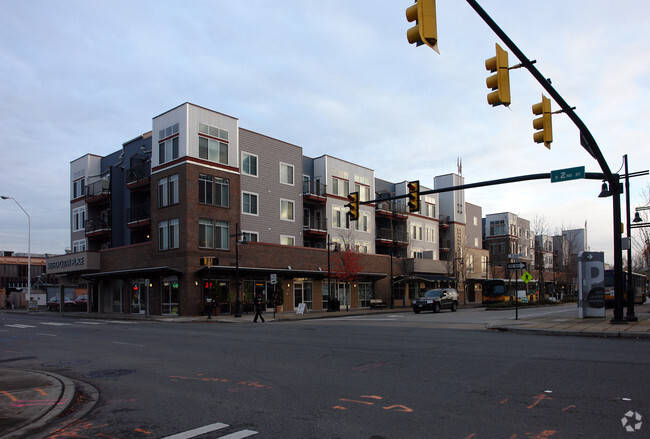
left=412, top=288, right=459, bottom=313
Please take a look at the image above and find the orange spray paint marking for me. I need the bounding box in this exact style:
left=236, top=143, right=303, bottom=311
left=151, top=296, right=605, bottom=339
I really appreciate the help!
left=500, top=398, right=509, bottom=404
left=134, top=427, right=151, bottom=434
left=360, top=395, right=383, bottom=400
left=332, top=405, right=347, bottom=410
left=35, top=388, right=48, bottom=396
left=462, top=435, right=477, bottom=439
left=527, top=393, right=552, bottom=409
left=383, top=405, right=413, bottom=413
left=562, top=405, right=576, bottom=411
left=340, top=398, right=375, bottom=405
left=0, top=391, right=17, bottom=402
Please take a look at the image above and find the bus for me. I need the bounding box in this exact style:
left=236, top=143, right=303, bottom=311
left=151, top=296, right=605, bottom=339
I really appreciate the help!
left=604, top=270, right=648, bottom=307
left=482, top=279, right=539, bottom=304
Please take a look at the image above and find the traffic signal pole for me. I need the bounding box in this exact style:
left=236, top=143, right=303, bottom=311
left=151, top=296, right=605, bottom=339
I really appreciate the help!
left=464, top=0, right=627, bottom=323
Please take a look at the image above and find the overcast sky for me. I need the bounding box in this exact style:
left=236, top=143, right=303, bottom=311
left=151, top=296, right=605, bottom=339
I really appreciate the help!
left=1, top=0, right=648, bottom=265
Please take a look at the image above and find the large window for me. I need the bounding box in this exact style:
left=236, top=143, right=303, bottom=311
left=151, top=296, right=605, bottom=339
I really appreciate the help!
left=242, top=192, right=258, bottom=215
left=199, top=219, right=229, bottom=250
left=73, top=207, right=86, bottom=232
left=158, top=174, right=179, bottom=208
left=242, top=152, right=258, bottom=177
left=72, top=239, right=86, bottom=253
left=199, top=137, right=228, bottom=164
left=159, top=218, right=179, bottom=250
left=199, top=174, right=229, bottom=207
left=159, top=137, right=179, bottom=164
left=281, top=235, right=295, bottom=246
left=280, top=162, right=294, bottom=185
left=280, top=199, right=294, bottom=221
left=72, top=178, right=85, bottom=199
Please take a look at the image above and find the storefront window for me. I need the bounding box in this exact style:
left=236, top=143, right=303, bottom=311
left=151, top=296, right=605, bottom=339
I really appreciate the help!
left=162, top=276, right=179, bottom=315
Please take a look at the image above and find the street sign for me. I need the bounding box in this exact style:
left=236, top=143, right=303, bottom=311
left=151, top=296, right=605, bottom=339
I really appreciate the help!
left=507, top=262, right=526, bottom=270
left=270, top=274, right=277, bottom=285
left=521, top=271, right=533, bottom=284
left=550, top=166, right=585, bottom=183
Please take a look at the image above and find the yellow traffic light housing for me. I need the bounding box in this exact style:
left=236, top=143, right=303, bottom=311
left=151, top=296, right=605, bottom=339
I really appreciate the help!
left=532, top=95, right=553, bottom=149
left=406, top=0, right=439, bottom=53
left=485, top=43, right=511, bottom=107
left=346, top=192, right=360, bottom=221
left=407, top=180, right=420, bottom=213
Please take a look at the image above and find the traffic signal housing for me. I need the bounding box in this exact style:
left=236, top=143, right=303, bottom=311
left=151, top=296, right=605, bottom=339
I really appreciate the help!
left=346, top=192, right=360, bottom=221
left=532, top=95, right=553, bottom=149
left=200, top=257, right=218, bottom=266
left=405, top=0, right=439, bottom=53
left=485, top=43, right=511, bottom=107
left=407, top=180, right=420, bottom=213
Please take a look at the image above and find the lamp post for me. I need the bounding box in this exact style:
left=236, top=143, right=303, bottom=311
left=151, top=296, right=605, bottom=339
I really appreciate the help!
left=623, top=155, right=638, bottom=322
left=2, top=196, right=30, bottom=307
left=230, top=223, right=247, bottom=317
left=326, top=234, right=339, bottom=311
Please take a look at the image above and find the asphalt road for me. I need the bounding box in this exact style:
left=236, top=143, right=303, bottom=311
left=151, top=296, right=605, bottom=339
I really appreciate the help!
left=1, top=307, right=648, bottom=439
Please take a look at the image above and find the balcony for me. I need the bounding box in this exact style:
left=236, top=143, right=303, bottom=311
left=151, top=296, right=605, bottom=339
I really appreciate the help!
left=85, top=217, right=111, bottom=238
left=126, top=167, right=151, bottom=191
left=127, top=203, right=151, bottom=229
left=375, top=228, right=408, bottom=246
left=375, top=200, right=408, bottom=220
left=85, top=180, right=111, bottom=205
left=439, top=215, right=451, bottom=229
left=303, top=215, right=327, bottom=238
left=303, top=181, right=327, bottom=204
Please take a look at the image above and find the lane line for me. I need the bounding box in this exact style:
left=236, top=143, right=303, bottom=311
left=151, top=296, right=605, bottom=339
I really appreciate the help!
left=5, top=324, right=36, bottom=328
left=219, top=430, right=258, bottom=439
left=160, top=422, right=229, bottom=439
left=113, top=341, right=145, bottom=347
left=37, top=333, right=57, bottom=337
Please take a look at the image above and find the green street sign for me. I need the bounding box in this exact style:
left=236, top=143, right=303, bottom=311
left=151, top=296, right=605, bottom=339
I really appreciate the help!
left=521, top=271, right=533, bottom=284
left=550, top=166, right=585, bottom=183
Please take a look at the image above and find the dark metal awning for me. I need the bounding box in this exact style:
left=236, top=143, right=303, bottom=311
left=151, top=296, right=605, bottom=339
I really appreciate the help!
left=394, top=273, right=456, bottom=284
left=82, top=266, right=183, bottom=281
left=196, top=265, right=386, bottom=282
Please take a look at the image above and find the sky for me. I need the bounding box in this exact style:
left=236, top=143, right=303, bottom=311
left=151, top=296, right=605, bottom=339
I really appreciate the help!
left=1, top=0, right=648, bottom=265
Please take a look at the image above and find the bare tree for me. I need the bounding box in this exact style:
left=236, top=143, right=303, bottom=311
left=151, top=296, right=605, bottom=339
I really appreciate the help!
left=632, top=182, right=650, bottom=273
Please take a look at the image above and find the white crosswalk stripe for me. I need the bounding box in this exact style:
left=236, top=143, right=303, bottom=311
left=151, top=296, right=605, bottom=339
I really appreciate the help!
left=41, top=322, right=73, bottom=326
left=5, top=324, right=36, bottom=328
left=160, top=422, right=258, bottom=439
left=75, top=321, right=107, bottom=325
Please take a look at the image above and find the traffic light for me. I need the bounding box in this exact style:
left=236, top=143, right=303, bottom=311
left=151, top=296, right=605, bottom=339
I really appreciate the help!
left=200, top=257, right=218, bottom=266
left=407, top=180, right=420, bottom=213
left=346, top=192, right=360, bottom=221
left=405, top=0, right=439, bottom=53
left=485, top=43, right=511, bottom=107
left=532, top=95, right=553, bottom=149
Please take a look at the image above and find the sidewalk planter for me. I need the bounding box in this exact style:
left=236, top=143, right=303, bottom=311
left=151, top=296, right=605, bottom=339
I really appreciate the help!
left=275, top=305, right=283, bottom=313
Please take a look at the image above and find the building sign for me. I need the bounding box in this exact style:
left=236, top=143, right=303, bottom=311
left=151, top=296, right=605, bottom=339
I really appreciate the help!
left=577, top=251, right=605, bottom=318
left=46, top=252, right=100, bottom=274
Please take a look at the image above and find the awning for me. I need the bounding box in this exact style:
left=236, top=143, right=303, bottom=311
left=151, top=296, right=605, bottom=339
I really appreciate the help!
left=196, top=265, right=387, bottom=282
left=81, top=266, right=183, bottom=281
left=394, top=273, right=456, bottom=284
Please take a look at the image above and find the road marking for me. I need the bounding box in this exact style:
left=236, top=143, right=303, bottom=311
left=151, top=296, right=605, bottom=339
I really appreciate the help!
left=5, top=324, right=36, bottom=328
left=37, top=333, right=57, bottom=337
left=113, top=341, right=145, bottom=347
left=160, top=422, right=229, bottom=439
left=219, top=430, right=258, bottom=439
left=42, top=322, right=72, bottom=326
left=76, top=321, right=106, bottom=325
left=107, top=320, right=139, bottom=324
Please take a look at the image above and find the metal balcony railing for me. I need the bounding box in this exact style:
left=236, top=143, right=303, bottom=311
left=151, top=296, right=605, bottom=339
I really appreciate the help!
left=127, top=203, right=151, bottom=223
left=85, top=180, right=110, bottom=198
left=303, top=180, right=327, bottom=198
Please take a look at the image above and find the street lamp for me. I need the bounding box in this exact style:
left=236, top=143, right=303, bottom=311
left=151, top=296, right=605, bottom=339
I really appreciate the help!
left=326, top=235, right=339, bottom=311
left=230, top=223, right=247, bottom=317
left=1, top=195, right=30, bottom=307
left=623, top=155, right=638, bottom=322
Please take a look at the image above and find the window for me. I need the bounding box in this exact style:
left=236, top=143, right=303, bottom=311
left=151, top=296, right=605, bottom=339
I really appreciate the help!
left=411, top=223, right=423, bottom=240
left=199, top=122, right=228, bottom=141
left=199, top=174, right=229, bottom=207
left=242, top=153, right=258, bottom=176
left=199, top=137, right=228, bottom=164
left=424, top=201, right=436, bottom=218
left=73, top=207, right=86, bottom=232
left=355, top=213, right=370, bottom=232
left=280, top=162, right=294, bottom=185
left=159, top=218, right=179, bottom=250
left=72, top=239, right=86, bottom=253
left=332, top=206, right=349, bottom=229
left=158, top=174, right=179, bottom=208
left=242, top=192, right=258, bottom=215
left=158, top=123, right=179, bottom=140
left=242, top=231, right=259, bottom=242
left=72, top=178, right=85, bottom=199
left=159, top=136, right=179, bottom=164
left=332, top=177, right=349, bottom=197
left=199, top=219, right=230, bottom=250
left=280, top=199, right=295, bottom=221
left=355, top=182, right=370, bottom=202
left=281, top=235, right=295, bottom=246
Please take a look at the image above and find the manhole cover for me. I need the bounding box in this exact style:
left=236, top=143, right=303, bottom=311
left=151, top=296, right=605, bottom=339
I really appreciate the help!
left=84, top=369, right=136, bottom=379
left=43, top=359, right=91, bottom=367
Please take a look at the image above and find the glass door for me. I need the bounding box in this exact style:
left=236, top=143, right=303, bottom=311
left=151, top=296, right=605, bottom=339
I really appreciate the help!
left=130, top=279, right=147, bottom=314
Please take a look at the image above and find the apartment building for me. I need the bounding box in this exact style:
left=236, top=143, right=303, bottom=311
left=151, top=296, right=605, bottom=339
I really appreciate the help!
left=48, top=102, right=482, bottom=316
left=483, top=212, right=534, bottom=270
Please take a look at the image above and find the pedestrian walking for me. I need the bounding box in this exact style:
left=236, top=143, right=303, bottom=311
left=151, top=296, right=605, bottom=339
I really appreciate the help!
left=253, top=292, right=265, bottom=323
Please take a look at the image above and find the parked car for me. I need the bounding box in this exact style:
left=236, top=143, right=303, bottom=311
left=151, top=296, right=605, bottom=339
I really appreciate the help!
left=412, top=288, right=459, bottom=313
left=46, top=296, right=76, bottom=311
left=75, top=295, right=88, bottom=307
